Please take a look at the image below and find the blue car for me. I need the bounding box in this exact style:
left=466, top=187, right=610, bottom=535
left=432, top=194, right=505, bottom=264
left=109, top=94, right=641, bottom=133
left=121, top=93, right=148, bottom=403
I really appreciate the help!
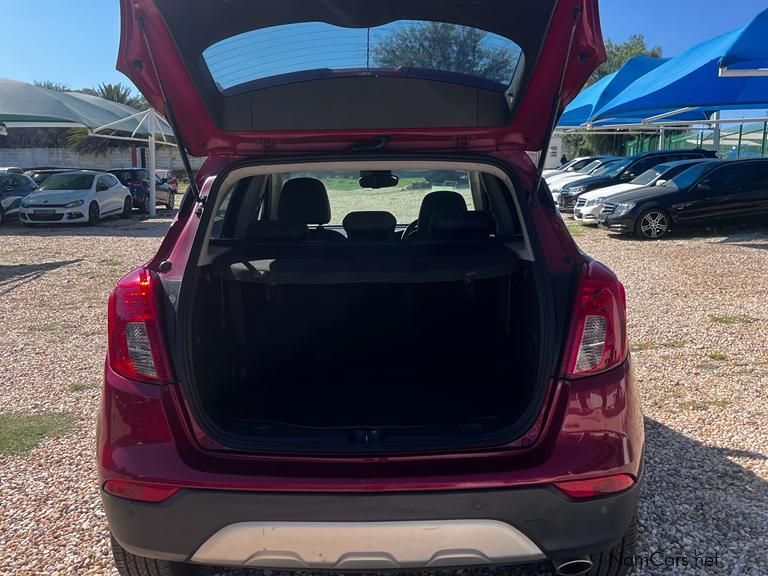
left=0, top=173, right=38, bottom=225
left=109, top=168, right=175, bottom=212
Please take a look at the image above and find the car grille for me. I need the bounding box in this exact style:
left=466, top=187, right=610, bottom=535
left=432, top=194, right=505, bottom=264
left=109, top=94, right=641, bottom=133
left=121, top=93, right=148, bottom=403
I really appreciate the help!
left=28, top=213, right=64, bottom=222
left=602, top=203, right=617, bottom=216
left=575, top=198, right=587, bottom=209
left=559, top=195, right=577, bottom=210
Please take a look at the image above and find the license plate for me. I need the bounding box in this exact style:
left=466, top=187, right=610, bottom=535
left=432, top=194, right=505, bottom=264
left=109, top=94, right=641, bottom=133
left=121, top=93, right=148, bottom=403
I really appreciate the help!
left=34, top=209, right=55, bottom=215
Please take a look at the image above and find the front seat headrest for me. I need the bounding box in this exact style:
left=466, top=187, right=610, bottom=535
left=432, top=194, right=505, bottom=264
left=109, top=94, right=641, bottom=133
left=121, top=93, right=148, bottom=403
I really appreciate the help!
left=279, top=178, right=332, bottom=225
left=343, top=211, right=397, bottom=240
left=418, top=191, right=468, bottom=236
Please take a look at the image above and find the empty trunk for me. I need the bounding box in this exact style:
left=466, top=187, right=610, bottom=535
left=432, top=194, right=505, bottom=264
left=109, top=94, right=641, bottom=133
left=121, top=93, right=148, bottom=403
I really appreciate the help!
left=186, top=249, right=543, bottom=453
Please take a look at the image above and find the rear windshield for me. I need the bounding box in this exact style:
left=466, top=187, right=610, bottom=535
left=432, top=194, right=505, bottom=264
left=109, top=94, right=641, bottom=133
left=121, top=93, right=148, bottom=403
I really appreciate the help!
left=203, top=21, right=522, bottom=92
left=39, top=174, right=94, bottom=191
left=111, top=170, right=148, bottom=183
left=284, top=170, right=473, bottom=225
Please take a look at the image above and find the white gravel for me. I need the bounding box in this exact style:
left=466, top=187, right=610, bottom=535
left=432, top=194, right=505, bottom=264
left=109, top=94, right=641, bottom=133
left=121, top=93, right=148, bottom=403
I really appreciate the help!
left=0, top=217, right=766, bottom=576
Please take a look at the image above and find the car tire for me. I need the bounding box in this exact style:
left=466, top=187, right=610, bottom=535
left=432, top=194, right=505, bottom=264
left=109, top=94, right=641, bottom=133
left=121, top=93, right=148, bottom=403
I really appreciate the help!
left=111, top=534, right=198, bottom=576
left=165, top=192, right=175, bottom=210
left=635, top=208, right=670, bottom=240
left=142, top=195, right=152, bottom=214
left=121, top=196, right=133, bottom=219
left=584, top=512, right=638, bottom=576
left=88, top=202, right=100, bottom=226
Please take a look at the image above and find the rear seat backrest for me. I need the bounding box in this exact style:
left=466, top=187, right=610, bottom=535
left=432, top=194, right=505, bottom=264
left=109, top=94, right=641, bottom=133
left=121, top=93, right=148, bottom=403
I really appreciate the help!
left=429, top=211, right=497, bottom=241
left=278, top=178, right=345, bottom=241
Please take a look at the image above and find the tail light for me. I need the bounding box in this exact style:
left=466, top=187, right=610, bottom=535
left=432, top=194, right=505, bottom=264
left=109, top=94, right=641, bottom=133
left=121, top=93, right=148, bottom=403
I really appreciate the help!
left=564, top=261, right=627, bottom=378
left=555, top=474, right=635, bottom=499
left=108, top=268, right=173, bottom=384
left=129, top=179, right=142, bottom=187
left=104, top=479, right=179, bottom=503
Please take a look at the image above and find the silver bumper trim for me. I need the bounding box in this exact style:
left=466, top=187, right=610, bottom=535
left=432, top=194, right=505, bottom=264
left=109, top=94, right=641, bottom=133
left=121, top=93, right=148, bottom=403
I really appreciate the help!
left=191, top=520, right=546, bottom=569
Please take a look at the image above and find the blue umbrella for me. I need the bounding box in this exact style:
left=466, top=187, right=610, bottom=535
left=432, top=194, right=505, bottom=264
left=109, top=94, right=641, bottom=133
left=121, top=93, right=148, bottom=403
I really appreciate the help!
left=593, top=26, right=768, bottom=122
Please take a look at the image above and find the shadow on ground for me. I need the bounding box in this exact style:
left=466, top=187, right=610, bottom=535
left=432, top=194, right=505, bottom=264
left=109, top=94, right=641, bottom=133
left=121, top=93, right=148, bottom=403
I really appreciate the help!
left=0, top=209, right=177, bottom=239
left=185, top=418, right=767, bottom=576
left=0, top=259, right=82, bottom=296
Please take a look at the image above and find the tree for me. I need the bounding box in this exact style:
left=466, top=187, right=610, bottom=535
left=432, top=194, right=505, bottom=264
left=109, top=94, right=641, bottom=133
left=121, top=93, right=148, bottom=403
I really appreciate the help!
left=373, top=22, right=518, bottom=83
left=564, top=34, right=663, bottom=156
left=33, top=80, right=71, bottom=92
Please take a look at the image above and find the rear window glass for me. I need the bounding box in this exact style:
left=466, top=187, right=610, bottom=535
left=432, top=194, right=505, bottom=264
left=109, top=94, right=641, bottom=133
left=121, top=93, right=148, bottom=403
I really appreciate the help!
left=283, top=170, right=473, bottom=225
left=203, top=21, right=522, bottom=92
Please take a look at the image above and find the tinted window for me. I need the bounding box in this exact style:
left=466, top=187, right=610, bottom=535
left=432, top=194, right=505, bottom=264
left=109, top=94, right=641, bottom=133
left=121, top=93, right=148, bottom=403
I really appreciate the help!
left=40, top=174, right=95, bottom=191
left=203, top=21, right=522, bottom=92
left=738, top=163, right=768, bottom=192
left=626, top=157, right=663, bottom=179
left=701, top=164, right=744, bottom=193
left=570, top=159, right=594, bottom=171
left=598, top=159, right=631, bottom=177
left=631, top=164, right=671, bottom=186
left=668, top=163, right=716, bottom=189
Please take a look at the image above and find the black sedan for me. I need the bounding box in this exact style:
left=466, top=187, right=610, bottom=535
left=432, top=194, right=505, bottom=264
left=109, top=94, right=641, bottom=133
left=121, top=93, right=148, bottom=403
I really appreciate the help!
left=558, top=148, right=718, bottom=212
left=598, top=159, right=768, bottom=239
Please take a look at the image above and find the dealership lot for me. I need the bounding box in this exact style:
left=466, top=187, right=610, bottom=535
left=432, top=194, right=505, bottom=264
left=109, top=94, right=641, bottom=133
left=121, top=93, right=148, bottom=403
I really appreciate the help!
left=0, top=218, right=766, bottom=575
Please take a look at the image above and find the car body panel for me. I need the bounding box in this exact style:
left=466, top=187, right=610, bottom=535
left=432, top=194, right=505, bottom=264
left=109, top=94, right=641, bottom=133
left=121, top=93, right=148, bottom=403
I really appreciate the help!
left=117, top=0, right=605, bottom=156
left=0, top=173, right=38, bottom=219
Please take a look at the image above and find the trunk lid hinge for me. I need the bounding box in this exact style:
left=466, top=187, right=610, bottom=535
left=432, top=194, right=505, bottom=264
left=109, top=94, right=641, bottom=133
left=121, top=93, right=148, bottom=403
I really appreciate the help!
left=532, top=5, right=583, bottom=206
left=137, top=15, right=202, bottom=206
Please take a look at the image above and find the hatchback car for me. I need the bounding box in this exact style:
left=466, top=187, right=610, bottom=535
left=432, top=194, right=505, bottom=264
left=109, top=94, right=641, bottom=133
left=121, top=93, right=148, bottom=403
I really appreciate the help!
left=100, top=2, right=643, bottom=576
left=20, top=171, right=132, bottom=225
left=558, top=149, right=718, bottom=212
left=0, top=172, right=38, bottom=225
left=574, top=159, right=708, bottom=224
left=599, top=159, right=768, bottom=239
left=109, top=168, right=175, bottom=212
left=156, top=169, right=179, bottom=193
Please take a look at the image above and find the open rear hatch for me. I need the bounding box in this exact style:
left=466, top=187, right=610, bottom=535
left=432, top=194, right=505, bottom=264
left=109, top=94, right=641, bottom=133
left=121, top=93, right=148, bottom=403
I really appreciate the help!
left=118, top=0, right=604, bottom=156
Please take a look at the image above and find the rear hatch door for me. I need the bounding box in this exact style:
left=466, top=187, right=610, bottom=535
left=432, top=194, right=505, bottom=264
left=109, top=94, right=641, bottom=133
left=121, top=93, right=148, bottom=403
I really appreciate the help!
left=118, top=0, right=604, bottom=156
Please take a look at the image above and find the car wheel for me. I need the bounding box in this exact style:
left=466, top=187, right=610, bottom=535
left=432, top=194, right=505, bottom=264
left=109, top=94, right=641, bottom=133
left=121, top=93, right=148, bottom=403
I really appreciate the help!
left=88, top=202, right=100, bottom=226
left=165, top=192, right=175, bottom=210
left=636, top=208, right=669, bottom=240
left=111, top=534, right=198, bottom=576
left=582, top=512, right=638, bottom=576
left=142, top=195, right=152, bottom=213
left=121, top=196, right=133, bottom=219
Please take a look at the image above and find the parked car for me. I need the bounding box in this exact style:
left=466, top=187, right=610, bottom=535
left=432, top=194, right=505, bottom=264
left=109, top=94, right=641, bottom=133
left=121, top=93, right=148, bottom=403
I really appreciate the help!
left=549, top=158, right=624, bottom=203
left=109, top=168, right=175, bottom=212
left=0, top=173, right=39, bottom=224
left=156, top=169, right=179, bottom=192
left=545, top=157, right=615, bottom=188
left=101, top=2, right=642, bottom=576
left=25, top=168, right=99, bottom=185
left=541, top=155, right=611, bottom=178
left=558, top=149, right=718, bottom=212
left=599, top=159, right=768, bottom=239
left=574, top=159, right=709, bottom=224
left=20, top=171, right=133, bottom=225
left=0, top=166, right=24, bottom=174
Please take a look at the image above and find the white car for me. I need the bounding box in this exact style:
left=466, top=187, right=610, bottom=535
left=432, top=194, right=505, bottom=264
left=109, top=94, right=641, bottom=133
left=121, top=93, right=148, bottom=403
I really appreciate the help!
left=20, top=171, right=133, bottom=225
left=548, top=158, right=621, bottom=202
left=542, top=156, right=602, bottom=179
left=573, top=159, right=710, bottom=224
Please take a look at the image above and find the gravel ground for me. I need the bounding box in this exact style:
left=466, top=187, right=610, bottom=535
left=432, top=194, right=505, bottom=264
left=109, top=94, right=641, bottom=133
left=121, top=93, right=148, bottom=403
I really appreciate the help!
left=0, top=215, right=766, bottom=576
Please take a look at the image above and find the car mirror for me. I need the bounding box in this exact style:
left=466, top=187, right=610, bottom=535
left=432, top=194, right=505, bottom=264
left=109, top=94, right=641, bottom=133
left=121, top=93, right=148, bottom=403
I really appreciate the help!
left=695, top=180, right=711, bottom=193
left=655, top=180, right=667, bottom=187
left=3, top=186, right=14, bottom=193
left=359, top=171, right=399, bottom=189
left=620, top=172, right=634, bottom=181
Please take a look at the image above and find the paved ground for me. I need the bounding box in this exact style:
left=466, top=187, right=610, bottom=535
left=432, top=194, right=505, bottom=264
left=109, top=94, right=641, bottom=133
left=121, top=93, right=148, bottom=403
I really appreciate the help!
left=0, top=215, right=766, bottom=576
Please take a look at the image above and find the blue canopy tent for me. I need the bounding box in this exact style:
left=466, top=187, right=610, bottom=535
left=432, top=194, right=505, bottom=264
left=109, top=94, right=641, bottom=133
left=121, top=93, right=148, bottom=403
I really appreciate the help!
left=558, top=57, right=713, bottom=128
left=719, top=8, right=768, bottom=77
left=592, top=27, right=768, bottom=122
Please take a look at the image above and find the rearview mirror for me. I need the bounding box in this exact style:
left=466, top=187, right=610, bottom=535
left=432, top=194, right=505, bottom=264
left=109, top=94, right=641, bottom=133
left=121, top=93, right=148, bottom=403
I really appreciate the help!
left=359, top=171, right=399, bottom=189
left=655, top=180, right=667, bottom=187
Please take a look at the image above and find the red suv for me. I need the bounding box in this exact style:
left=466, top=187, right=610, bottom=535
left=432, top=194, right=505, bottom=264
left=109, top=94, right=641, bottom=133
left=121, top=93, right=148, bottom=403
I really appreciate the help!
left=99, top=2, right=643, bottom=576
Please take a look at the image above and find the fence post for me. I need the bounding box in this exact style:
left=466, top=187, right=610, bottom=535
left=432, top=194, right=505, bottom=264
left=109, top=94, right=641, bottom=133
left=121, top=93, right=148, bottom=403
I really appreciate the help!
left=736, top=124, right=743, bottom=158
left=761, top=122, right=767, bottom=158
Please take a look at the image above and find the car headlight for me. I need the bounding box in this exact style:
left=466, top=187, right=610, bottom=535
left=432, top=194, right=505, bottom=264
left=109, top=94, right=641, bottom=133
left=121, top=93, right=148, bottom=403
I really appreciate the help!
left=614, top=202, right=636, bottom=216
left=585, top=197, right=605, bottom=207
left=565, top=185, right=586, bottom=195
left=64, top=199, right=85, bottom=208
left=21, top=198, right=32, bottom=208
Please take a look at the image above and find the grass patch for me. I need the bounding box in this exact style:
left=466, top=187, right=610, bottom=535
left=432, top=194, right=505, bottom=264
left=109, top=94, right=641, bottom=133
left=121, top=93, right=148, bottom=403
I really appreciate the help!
left=29, top=323, right=66, bottom=333
left=709, top=314, right=756, bottom=325
left=696, top=362, right=719, bottom=372
left=565, top=221, right=587, bottom=238
left=630, top=341, right=656, bottom=352
left=0, top=413, right=76, bottom=456
left=706, top=352, right=728, bottom=362
left=69, top=381, right=99, bottom=392
left=679, top=400, right=731, bottom=411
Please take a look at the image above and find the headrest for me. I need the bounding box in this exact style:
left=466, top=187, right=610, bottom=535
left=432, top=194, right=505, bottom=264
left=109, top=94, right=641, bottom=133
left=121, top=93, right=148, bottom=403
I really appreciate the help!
left=417, top=191, right=468, bottom=234
left=245, top=220, right=309, bottom=241
left=278, top=178, right=332, bottom=225
left=429, top=211, right=496, bottom=241
left=342, top=211, right=397, bottom=240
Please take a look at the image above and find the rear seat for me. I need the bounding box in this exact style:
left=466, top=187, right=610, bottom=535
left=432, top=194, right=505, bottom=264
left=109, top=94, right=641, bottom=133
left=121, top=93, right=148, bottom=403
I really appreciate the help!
left=342, top=211, right=397, bottom=241
left=429, top=211, right=497, bottom=241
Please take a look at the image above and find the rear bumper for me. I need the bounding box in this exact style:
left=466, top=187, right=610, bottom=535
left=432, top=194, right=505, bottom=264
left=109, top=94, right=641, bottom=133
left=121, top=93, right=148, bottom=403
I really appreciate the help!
left=104, top=476, right=642, bottom=568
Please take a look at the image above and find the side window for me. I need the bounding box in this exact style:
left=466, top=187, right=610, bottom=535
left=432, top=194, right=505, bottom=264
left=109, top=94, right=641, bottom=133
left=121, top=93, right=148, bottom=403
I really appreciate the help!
left=701, top=165, right=743, bottom=194
left=739, top=164, right=768, bottom=193
left=97, top=176, right=111, bottom=191
left=12, top=175, right=28, bottom=188
left=211, top=187, right=234, bottom=239
left=0, top=176, right=14, bottom=189
left=137, top=170, right=150, bottom=181
left=624, top=159, right=654, bottom=180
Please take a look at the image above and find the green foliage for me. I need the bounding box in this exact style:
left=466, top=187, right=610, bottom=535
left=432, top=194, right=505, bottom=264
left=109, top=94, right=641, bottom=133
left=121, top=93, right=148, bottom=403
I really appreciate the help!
left=373, top=22, right=518, bottom=83
left=33, top=80, right=71, bottom=92
left=564, top=34, right=664, bottom=156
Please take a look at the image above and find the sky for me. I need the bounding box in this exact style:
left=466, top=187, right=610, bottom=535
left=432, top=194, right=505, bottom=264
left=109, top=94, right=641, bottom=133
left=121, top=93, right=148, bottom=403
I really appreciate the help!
left=0, top=0, right=767, bottom=94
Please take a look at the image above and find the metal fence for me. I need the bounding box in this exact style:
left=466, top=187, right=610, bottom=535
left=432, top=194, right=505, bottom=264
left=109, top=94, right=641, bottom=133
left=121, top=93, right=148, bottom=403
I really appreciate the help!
left=624, top=122, right=768, bottom=158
